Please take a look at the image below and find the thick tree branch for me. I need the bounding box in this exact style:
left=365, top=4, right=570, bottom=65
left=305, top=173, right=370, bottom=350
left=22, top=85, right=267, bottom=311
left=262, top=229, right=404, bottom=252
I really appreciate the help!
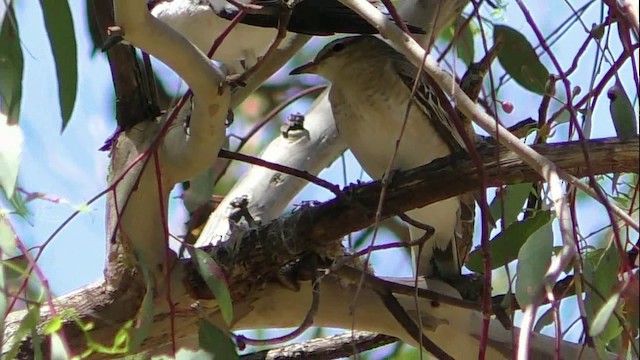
left=5, top=137, right=635, bottom=358
left=240, top=331, right=398, bottom=360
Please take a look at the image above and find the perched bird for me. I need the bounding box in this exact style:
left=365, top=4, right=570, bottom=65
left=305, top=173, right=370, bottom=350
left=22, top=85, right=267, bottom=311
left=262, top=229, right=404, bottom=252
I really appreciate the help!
left=290, top=35, right=475, bottom=279
left=150, top=0, right=423, bottom=73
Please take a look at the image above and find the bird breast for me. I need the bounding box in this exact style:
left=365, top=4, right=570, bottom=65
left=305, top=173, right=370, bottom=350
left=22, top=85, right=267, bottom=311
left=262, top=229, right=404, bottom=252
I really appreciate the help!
left=329, top=67, right=452, bottom=179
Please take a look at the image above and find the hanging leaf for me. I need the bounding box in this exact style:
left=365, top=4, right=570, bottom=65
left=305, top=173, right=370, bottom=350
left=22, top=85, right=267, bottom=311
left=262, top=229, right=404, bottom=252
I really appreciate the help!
left=533, top=306, right=555, bottom=333
left=489, top=183, right=534, bottom=228
left=515, top=221, right=553, bottom=307
left=38, top=0, right=78, bottom=131
left=188, top=248, right=234, bottom=325
left=198, top=319, right=238, bottom=360
left=6, top=305, right=41, bottom=359
left=584, top=243, right=622, bottom=355
left=0, top=114, right=23, bottom=198
left=0, top=5, right=23, bottom=122
left=442, top=16, right=475, bottom=65
left=494, top=25, right=549, bottom=94
left=607, top=80, right=638, bottom=140
left=590, top=293, right=621, bottom=337
left=467, top=210, right=552, bottom=272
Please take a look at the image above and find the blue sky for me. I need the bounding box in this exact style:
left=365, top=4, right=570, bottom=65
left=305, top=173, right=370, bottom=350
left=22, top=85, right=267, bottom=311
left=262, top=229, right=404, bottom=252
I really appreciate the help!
left=2, top=0, right=637, bottom=355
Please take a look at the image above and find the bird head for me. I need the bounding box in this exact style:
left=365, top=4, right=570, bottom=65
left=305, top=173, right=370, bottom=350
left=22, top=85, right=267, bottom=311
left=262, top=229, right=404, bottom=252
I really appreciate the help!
left=290, top=36, right=389, bottom=79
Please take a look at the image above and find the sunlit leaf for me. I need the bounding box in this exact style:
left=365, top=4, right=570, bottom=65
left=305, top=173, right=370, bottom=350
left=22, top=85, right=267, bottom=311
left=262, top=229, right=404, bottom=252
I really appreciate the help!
left=175, top=348, right=220, bottom=360
left=0, top=215, right=16, bottom=255
left=189, top=248, right=233, bottom=325
left=590, top=293, right=620, bottom=337
left=43, top=316, right=63, bottom=335
left=6, top=305, right=41, bottom=359
left=198, top=319, right=238, bottom=360
left=38, top=0, right=78, bottom=131
left=607, top=80, right=638, bottom=140
left=494, top=25, right=549, bottom=94
left=515, top=221, right=553, bottom=307
left=50, top=331, right=71, bottom=359
left=0, top=5, right=23, bottom=122
left=0, top=114, right=23, bottom=198
left=467, top=210, right=552, bottom=272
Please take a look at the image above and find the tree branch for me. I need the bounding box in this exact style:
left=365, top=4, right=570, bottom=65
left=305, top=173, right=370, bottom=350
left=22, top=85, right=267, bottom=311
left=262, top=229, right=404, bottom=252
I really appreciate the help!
left=5, top=137, right=634, bottom=358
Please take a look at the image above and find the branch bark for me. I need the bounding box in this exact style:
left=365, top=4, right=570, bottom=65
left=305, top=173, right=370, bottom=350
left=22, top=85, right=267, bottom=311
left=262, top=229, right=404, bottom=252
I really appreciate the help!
left=5, top=137, right=636, bottom=358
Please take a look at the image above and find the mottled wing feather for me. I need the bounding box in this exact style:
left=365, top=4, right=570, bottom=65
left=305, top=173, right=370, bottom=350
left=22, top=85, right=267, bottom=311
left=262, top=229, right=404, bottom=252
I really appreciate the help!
left=391, top=59, right=466, bottom=152
left=216, top=0, right=425, bottom=35
left=391, top=56, right=475, bottom=274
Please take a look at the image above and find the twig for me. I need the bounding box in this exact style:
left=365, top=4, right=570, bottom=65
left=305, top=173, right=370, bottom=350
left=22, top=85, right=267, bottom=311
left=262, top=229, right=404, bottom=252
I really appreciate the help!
left=218, top=149, right=342, bottom=196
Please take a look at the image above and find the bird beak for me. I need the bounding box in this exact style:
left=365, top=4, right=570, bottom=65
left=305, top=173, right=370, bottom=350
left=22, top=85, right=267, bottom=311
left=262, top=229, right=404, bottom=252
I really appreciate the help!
left=290, top=61, right=317, bottom=75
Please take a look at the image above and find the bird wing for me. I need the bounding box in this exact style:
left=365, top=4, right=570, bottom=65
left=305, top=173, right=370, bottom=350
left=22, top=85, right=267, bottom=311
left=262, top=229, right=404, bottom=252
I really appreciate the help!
left=391, top=56, right=475, bottom=276
left=391, top=57, right=467, bottom=153
left=214, top=0, right=425, bottom=35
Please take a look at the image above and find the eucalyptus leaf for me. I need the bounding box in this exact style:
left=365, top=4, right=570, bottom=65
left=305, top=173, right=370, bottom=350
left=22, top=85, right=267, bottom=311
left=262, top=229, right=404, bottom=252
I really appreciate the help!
left=494, top=25, right=549, bottom=94
left=0, top=5, right=23, bottom=122
left=198, top=319, right=238, bottom=360
left=189, top=248, right=233, bottom=325
left=467, top=210, right=552, bottom=272
left=38, top=0, right=78, bottom=131
left=515, top=221, right=553, bottom=307
left=607, top=80, right=638, bottom=140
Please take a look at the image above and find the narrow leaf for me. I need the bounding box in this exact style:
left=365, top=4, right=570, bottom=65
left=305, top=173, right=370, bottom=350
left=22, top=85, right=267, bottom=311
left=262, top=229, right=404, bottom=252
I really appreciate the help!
left=6, top=305, right=41, bottom=359
left=38, top=0, right=78, bottom=131
left=442, top=16, right=475, bottom=65
left=533, top=306, right=555, bottom=333
left=489, top=183, right=533, bottom=228
left=189, top=248, right=233, bottom=325
left=607, top=81, right=638, bottom=140
left=198, top=319, right=238, bottom=360
left=515, top=221, right=553, bottom=307
left=590, top=293, right=620, bottom=337
left=494, top=25, right=549, bottom=94
left=467, top=210, right=552, bottom=272
left=0, top=114, right=23, bottom=198
left=0, top=6, right=23, bottom=122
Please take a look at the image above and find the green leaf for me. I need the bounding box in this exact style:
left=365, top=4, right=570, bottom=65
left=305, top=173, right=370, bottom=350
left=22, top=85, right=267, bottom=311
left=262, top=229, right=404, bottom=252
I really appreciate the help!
left=515, top=221, right=553, bottom=307
left=43, top=315, right=63, bottom=335
left=489, top=183, right=533, bottom=228
left=38, top=0, right=78, bottom=131
left=0, top=215, right=16, bottom=255
left=198, top=319, right=238, bottom=360
left=607, top=81, right=638, bottom=140
left=174, top=348, right=222, bottom=360
left=533, top=306, right=555, bottom=333
left=0, top=5, right=23, bottom=122
left=6, top=305, right=41, bottom=359
left=50, top=332, right=71, bottom=359
left=590, top=293, right=620, bottom=337
left=494, top=25, right=549, bottom=94
left=467, top=210, right=552, bottom=272
left=442, top=16, right=475, bottom=65
left=189, top=248, right=233, bottom=325
left=0, top=115, right=23, bottom=198
left=584, top=243, right=622, bottom=355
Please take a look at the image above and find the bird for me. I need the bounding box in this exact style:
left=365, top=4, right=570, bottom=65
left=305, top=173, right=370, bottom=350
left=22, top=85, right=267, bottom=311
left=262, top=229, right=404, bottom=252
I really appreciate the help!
left=150, top=0, right=424, bottom=73
left=290, top=35, right=475, bottom=280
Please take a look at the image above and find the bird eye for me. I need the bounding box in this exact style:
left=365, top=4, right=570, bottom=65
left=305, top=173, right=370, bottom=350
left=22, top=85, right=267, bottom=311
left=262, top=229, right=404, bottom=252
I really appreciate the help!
left=332, top=42, right=345, bottom=52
